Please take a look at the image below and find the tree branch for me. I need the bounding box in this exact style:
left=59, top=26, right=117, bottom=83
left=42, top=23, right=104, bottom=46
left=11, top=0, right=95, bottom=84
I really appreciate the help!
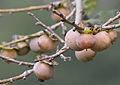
left=102, top=24, right=120, bottom=30
left=103, top=12, right=120, bottom=26
left=75, top=0, right=82, bottom=25
left=0, top=31, right=44, bottom=47
left=28, top=12, right=65, bottom=44
left=0, top=5, right=50, bottom=13
left=0, top=69, right=33, bottom=84
left=35, top=44, right=70, bottom=62
left=0, top=55, right=34, bottom=66
left=60, top=54, right=71, bottom=61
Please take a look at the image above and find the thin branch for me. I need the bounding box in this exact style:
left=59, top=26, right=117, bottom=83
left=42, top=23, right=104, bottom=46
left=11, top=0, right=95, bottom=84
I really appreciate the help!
left=0, top=55, right=34, bottom=66
left=60, top=54, right=71, bottom=61
left=56, top=45, right=71, bottom=61
left=0, top=31, right=44, bottom=47
left=28, top=12, right=65, bottom=44
left=61, top=22, right=67, bottom=36
left=0, top=5, right=50, bottom=13
left=35, top=44, right=70, bottom=62
left=102, top=24, right=120, bottom=30
left=75, top=0, right=82, bottom=25
left=0, top=1, right=76, bottom=14
left=103, top=12, right=120, bottom=26
left=0, top=69, right=33, bottom=84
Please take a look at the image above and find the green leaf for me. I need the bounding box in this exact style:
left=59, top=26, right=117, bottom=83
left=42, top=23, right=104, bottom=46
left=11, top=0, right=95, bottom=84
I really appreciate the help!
left=83, top=0, right=96, bottom=15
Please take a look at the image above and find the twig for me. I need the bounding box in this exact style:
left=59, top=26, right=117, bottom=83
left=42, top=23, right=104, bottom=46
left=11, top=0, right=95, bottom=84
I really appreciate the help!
left=0, top=1, right=76, bottom=14
left=35, top=44, right=70, bottom=62
left=103, top=12, right=120, bottom=26
left=0, top=5, right=50, bottom=13
left=0, top=69, right=33, bottom=84
left=60, top=54, right=71, bottom=61
left=0, top=31, right=44, bottom=47
left=75, top=0, right=82, bottom=25
left=56, top=45, right=71, bottom=61
left=102, top=24, right=120, bottom=30
left=28, top=12, right=65, bottom=44
left=0, top=55, right=34, bottom=66
left=61, top=23, right=67, bottom=36
left=52, top=10, right=84, bottom=30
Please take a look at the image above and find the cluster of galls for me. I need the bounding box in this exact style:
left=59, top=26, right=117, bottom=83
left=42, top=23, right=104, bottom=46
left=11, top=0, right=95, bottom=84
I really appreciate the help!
left=0, top=4, right=69, bottom=81
left=65, top=29, right=117, bottom=62
left=0, top=3, right=118, bottom=82
left=29, top=34, right=56, bottom=81
left=32, top=5, right=69, bottom=82
left=30, top=5, right=69, bottom=81
left=0, top=34, right=56, bottom=81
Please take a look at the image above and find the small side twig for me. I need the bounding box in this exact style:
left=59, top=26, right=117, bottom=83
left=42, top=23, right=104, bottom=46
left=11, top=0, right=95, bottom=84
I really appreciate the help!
left=35, top=44, right=70, bottom=62
left=61, top=23, right=67, bottom=36
left=60, top=54, right=71, bottom=61
left=0, top=69, right=33, bottom=84
left=103, top=12, right=120, bottom=26
left=0, top=55, right=34, bottom=67
left=102, top=23, right=120, bottom=30
left=56, top=45, right=71, bottom=61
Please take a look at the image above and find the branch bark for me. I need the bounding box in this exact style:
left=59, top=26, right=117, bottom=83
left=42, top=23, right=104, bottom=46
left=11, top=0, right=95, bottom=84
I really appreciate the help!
left=0, top=69, right=33, bottom=84
left=75, top=0, right=82, bottom=25
left=103, top=12, right=120, bottom=26
left=0, top=31, right=44, bottom=47
left=35, top=44, right=70, bottom=62
left=0, top=55, right=34, bottom=66
left=0, top=5, right=50, bottom=13
left=102, top=24, right=120, bottom=29
left=28, top=12, right=65, bottom=44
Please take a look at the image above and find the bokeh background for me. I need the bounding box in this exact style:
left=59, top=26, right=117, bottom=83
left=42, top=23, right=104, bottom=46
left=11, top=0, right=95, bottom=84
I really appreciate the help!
left=0, top=0, right=120, bottom=85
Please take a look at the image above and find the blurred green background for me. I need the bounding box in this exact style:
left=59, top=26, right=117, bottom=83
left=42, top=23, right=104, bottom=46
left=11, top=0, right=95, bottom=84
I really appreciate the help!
left=0, top=0, right=120, bottom=85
